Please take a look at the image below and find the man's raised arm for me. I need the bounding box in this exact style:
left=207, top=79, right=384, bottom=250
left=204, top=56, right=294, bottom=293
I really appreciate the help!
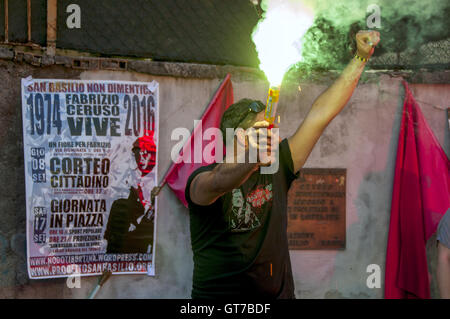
left=288, top=30, right=380, bottom=173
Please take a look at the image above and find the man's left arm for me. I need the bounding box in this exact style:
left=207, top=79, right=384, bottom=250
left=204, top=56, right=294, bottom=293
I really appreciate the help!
left=288, top=30, right=380, bottom=173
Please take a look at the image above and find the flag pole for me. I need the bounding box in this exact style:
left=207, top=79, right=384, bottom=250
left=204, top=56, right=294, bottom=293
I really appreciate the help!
left=87, top=270, right=112, bottom=299
left=155, top=73, right=231, bottom=191
left=86, top=74, right=231, bottom=298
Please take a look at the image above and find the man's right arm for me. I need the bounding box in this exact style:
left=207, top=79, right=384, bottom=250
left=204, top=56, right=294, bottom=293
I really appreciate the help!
left=189, top=162, right=259, bottom=206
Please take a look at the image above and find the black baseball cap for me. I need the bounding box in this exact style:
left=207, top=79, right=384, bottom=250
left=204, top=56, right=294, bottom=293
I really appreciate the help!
left=220, top=98, right=265, bottom=141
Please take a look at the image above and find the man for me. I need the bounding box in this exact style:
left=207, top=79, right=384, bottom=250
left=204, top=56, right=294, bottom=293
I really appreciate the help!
left=104, top=131, right=157, bottom=253
left=185, top=30, right=380, bottom=299
left=437, top=210, right=450, bottom=299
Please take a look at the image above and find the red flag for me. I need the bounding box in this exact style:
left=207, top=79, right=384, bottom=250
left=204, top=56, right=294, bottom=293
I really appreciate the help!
left=163, top=74, right=233, bottom=207
left=385, top=81, right=450, bottom=299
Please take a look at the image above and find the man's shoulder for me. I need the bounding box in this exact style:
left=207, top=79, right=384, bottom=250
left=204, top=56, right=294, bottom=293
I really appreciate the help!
left=277, top=138, right=299, bottom=185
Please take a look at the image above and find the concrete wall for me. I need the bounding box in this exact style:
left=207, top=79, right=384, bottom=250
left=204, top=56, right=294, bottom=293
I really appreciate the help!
left=0, top=58, right=448, bottom=298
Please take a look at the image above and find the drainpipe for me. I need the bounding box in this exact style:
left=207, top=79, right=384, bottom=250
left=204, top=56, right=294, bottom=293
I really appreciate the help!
left=27, top=0, right=31, bottom=43
left=47, top=0, right=57, bottom=55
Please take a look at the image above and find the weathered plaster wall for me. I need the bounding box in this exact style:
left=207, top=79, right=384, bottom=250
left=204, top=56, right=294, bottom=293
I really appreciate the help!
left=0, top=58, right=448, bottom=298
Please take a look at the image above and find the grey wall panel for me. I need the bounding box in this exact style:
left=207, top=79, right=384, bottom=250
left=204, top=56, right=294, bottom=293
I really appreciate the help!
left=8, top=0, right=27, bottom=43
left=56, top=0, right=260, bottom=67
left=31, top=0, right=46, bottom=45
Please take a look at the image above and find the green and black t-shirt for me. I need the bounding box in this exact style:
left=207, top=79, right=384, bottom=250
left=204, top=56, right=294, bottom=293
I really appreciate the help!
left=185, top=139, right=298, bottom=299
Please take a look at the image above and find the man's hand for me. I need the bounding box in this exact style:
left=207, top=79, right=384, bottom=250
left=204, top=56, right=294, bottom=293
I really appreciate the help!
left=237, top=120, right=279, bottom=167
left=189, top=120, right=280, bottom=206
left=356, top=30, right=380, bottom=60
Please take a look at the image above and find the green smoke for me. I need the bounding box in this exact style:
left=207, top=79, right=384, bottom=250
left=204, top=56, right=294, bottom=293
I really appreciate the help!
left=264, top=0, right=450, bottom=80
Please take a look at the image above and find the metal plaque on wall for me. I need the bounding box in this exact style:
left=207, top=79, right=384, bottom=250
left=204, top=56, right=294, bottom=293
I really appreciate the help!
left=287, top=168, right=346, bottom=250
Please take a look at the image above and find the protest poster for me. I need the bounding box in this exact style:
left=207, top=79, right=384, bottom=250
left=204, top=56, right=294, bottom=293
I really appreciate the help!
left=21, top=78, right=159, bottom=279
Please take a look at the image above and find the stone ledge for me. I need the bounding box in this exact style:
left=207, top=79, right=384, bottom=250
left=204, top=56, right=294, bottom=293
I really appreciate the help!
left=0, top=45, right=266, bottom=81
left=0, top=46, right=14, bottom=60
left=0, top=45, right=448, bottom=84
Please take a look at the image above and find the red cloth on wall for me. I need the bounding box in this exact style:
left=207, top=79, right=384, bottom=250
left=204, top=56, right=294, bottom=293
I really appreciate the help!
left=164, top=74, right=233, bottom=207
left=384, top=82, right=450, bottom=299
